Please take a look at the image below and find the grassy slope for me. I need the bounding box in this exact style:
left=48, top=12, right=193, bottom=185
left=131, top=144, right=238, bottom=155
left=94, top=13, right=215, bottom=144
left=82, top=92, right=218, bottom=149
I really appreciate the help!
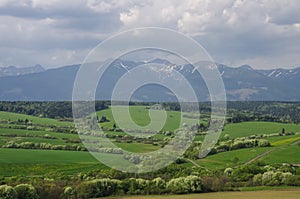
left=0, top=127, right=81, bottom=145
left=96, top=106, right=200, bottom=131
left=1, top=108, right=300, bottom=176
left=196, top=147, right=271, bottom=169
left=262, top=146, right=300, bottom=164
left=0, top=128, right=79, bottom=139
left=0, top=148, right=103, bottom=176
left=221, top=122, right=300, bottom=139
left=266, top=134, right=300, bottom=146
left=113, top=142, right=160, bottom=153
left=0, top=111, right=72, bottom=126
left=0, top=148, right=96, bottom=164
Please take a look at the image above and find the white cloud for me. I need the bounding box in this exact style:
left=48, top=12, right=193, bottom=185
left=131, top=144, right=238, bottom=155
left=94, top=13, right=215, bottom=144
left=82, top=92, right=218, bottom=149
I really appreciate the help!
left=120, top=6, right=140, bottom=25
left=0, top=0, right=299, bottom=68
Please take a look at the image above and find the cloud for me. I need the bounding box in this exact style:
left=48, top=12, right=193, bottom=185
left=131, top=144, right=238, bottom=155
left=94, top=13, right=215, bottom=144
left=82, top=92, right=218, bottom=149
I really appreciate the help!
left=0, top=0, right=299, bottom=68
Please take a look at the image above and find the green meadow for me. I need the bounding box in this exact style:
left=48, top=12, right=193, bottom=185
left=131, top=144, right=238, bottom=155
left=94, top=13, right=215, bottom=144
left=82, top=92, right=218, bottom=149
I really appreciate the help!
left=0, top=111, right=72, bottom=126
left=0, top=106, right=299, bottom=177
left=221, top=121, right=300, bottom=138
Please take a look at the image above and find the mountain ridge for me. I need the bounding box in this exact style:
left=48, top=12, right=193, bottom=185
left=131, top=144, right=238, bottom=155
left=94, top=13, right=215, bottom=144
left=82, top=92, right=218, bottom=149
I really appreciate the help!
left=0, top=60, right=299, bottom=101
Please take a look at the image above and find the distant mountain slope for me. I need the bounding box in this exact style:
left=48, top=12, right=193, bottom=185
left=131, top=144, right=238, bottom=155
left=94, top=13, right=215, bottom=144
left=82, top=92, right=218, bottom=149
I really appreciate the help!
left=0, top=64, right=79, bottom=101
left=0, top=64, right=45, bottom=77
left=0, top=60, right=299, bottom=101
left=218, top=64, right=300, bottom=100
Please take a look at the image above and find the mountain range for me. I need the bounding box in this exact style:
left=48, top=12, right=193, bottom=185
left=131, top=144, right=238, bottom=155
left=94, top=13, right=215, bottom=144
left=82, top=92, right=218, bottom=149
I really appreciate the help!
left=0, top=60, right=299, bottom=101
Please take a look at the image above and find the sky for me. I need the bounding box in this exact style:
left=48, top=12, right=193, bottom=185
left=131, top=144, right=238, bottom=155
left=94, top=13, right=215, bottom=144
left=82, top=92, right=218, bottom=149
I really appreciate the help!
left=0, top=0, right=300, bottom=69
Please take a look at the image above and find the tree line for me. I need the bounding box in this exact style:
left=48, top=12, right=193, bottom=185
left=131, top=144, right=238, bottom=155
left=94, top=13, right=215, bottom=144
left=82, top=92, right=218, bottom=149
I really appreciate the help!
left=1, top=162, right=300, bottom=199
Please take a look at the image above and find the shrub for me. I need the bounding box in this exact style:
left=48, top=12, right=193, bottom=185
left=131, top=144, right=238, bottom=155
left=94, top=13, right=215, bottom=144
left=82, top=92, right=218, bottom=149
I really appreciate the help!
left=260, top=171, right=293, bottom=186
left=14, top=184, right=39, bottom=199
left=76, top=179, right=121, bottom=198
left=262, top=171, right=277, bottom=186
left=34, top=181, right=64, bottom=199
left=258, top=139, right=270, bottom=147
left=286, top=175, right=300, bottom=186
left=63, top=187, right=75, bottom=199
left=224, top=134, right=230, bottom=140
left=0, top=185, right=18, bottom=199
left=281, top=172, right=293, bottom=184
left=201, top=176, right=227, bottom=192
left=253, top=174, right=262, bottom=186
left=167, top=177, right=188, bottom=194
left=151, top=177, right=166, bottom=193
left=26, top=126, right=35, bottom=130
left=166, top=176, right=202, bottom=194
left=125, top=178, right=150, bottom=195
left=224, top=168, right=233, bottom=176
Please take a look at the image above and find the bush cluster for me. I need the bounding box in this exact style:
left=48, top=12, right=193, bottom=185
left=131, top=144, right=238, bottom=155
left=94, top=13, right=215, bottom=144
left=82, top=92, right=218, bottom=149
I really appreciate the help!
left=253, top=171, right=293, bottom=186
left=2, top=141, right=86, bottom=151
left=0, top=184, right=38, bottom=199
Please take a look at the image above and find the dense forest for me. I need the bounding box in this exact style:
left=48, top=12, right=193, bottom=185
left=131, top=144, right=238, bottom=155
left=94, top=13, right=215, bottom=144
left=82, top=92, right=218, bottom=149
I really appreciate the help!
left=0, top=101, right=109, bottom=119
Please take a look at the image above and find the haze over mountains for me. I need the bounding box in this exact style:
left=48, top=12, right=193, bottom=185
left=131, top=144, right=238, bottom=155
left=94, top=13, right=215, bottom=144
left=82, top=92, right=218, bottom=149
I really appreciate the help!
left=0, top=60, right=299, bottom=101
left=0, top=64, right=45, bottom=77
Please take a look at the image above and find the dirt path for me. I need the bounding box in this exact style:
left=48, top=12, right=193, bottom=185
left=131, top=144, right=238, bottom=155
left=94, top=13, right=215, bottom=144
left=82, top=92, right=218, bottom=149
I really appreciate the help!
left=184, top=158, right=210, bottom=171
left=243, top=149, right=276, bottom=166
left=243, top=136, right=300, bottom=166
left=186, top=158, right=200, bottom=167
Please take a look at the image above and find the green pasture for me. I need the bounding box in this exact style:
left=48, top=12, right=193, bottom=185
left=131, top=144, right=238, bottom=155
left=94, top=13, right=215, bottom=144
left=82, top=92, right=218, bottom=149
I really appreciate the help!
left=113, top=141, right=160, bottom=153
left=266, top=134, right=300, bottom=146
left=0, top=111, right=72, bottom=126
left=222, top=122, right=300, bottom=139
left=261, top=146, right=300, bottom=164
left=97, top=106, right=201, bottom=132
left=196, top=147, right=271, bottom=169
left=0, top=148, right=103, bottom=176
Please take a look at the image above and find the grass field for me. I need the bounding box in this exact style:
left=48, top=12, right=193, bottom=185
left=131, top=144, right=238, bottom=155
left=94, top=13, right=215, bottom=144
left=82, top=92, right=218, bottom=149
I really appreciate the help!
left=113, top=141, right=160, bottom=153
left=1, top=107, right=300, bottom=176
left=195, top=144, right=300, bottom=170
left=261, top=146, right=300, bottom=164
left=0, top=148, right=103, bottom=176
left=0, top=111, right=72, bottom=126
left=96, top=106, right=201, bottom=132
left=266, top=134, right=300, bottom=146
left=196, top=147, right=271, bottom=169
left=0, top=127, right=79, bottom=139
left=107, top=189, right=300, bottom=199
left=221, top=122, right=300, bottom=139
left=0, top=127, right=81, bottom=146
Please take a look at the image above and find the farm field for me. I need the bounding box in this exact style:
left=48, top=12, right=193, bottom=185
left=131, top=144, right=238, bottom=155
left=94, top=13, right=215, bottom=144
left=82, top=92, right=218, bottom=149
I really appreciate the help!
left=0, top=148, right=103, bottom=176
left=221, top=121, right=300, bottom=139
left=0, top=105, right=300, bottom=176
left=0, top=102, right=300, bottom=199
left=96, top=106, right=203, bottom=131
left=262, top=146, right=300, bottom=164
left=107, top=189, right=300, bottom=199
left=266, top=134, right=300, bottom=146
left=0, top=111, right=72, bottom=126
left=196, top=147, right=271, bottom=169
